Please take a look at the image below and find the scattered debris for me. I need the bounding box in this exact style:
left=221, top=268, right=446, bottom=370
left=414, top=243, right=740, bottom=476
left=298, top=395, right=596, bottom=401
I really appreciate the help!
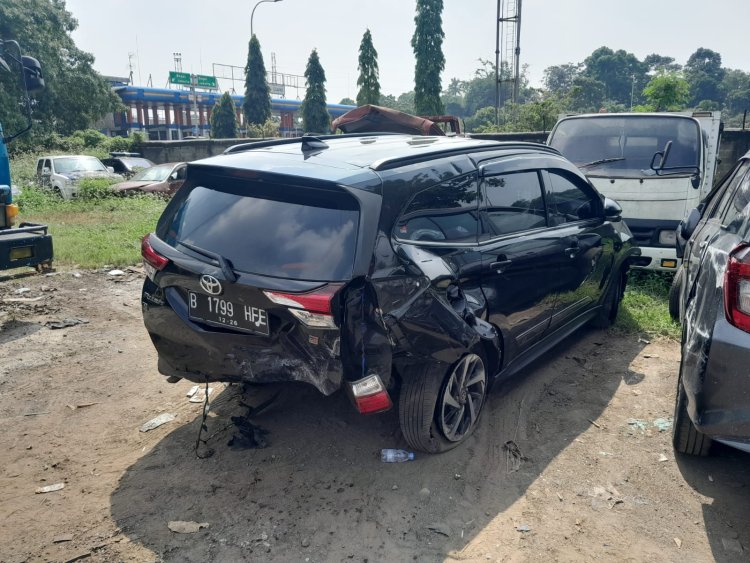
left=66, top=402, right=99, bottom=410
left=64, top=552, right=91, bottom=563
left=167, top=521, right=209, bottom=534
left=427, top=523, right=451, bottom=537
left=708, top=475, right=714, bottom=482
left=674, top=537, right=682, bottom=548
left=515, top=524, right=532, bottom=533
left=557, top=492, right=564, bottom=502
left=419, top=487, right=431, bottom=498
left=454, top=473, right=462, bottom=480
left=609, top=498, right=624, bottom=509
left=228, top=416, right=268, bottom=449
left=653, top=418, right=673, bottom=432
left=15, top=287, right=31, bottom=294
left=23, top=411, right=49, bottom=417
left=72, top=272, right=82, bottom=278
left=189, top=386, right=214, bottom=403
left=301, top=538, right=311, bottom=547
left=504, top=440, right=527, bottom=472
left=638, top=337, right=651, bottom=344
left=139, top=413, right=176, bottom=433
left=186, top=385, right=200, bottom=398
left=627, top=418, right=648, bottom=431
left=107, top=269, right=126, bottom=277
left=53, top=534, right=74, bottom=543
left=587, top=418, right=602, bottom=429
left=36, top=483, right=65, bottom=494
left=643, top=354, right=660, bottom=359
left=3, top=296, right=43, bottom=303
left=658, top=454, right=669, bottom=462
left=45, top=318, right=89, bottom=330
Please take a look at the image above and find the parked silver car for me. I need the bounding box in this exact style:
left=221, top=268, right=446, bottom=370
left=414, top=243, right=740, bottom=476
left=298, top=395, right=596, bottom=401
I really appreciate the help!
left=673, top=150, right=750, bottom=455
left=35, top=155, right=122, bottom=199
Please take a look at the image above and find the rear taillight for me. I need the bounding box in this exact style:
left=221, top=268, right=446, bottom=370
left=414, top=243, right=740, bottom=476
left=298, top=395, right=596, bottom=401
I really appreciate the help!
left=349, top=374, right=393, bottom=414
left=724, top=244, right=750, bottom=333
left=263, top=284, right=341, bottom=329
left=141, top=233, right=169, bottom=278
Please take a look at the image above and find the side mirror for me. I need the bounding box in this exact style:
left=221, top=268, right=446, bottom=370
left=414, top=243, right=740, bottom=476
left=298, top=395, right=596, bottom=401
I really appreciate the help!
left=21, top=56, right=44, bottom=94
left=680, top=207, right=702, bottom=239
left=691, top=173, right=701, bottom=189
left=603, top=197, right=622, bottom=222
left=106, top=166, right=115, bottom=174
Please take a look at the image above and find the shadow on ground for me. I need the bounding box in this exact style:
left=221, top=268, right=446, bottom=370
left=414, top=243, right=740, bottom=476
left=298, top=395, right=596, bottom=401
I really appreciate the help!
left=676, top=443, right=750, bottom=562
left=110, top=329, right=643, bottom=561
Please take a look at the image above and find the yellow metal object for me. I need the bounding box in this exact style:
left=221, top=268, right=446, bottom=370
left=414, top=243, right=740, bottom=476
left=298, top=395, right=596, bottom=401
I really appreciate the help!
left=10, top=246, right=34, bottom=260
left=661, top=259, right=678, bottom=269
left=5, top=203, right=19, bottom=226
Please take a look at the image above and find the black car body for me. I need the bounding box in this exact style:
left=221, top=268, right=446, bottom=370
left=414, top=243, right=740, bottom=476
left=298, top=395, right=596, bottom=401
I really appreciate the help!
left=141, top=134, right=638, bottom=452
left=672, top=149, right=750, bottom=455
left=101, top=154, right=154, bottom=178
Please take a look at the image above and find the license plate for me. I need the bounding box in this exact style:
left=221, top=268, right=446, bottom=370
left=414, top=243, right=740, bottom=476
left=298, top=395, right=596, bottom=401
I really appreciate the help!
left=188, top=292, right=269, bottom=335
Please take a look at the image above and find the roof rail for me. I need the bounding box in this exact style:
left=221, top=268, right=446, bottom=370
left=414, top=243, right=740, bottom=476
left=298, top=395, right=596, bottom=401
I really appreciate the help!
left=370, top=141, right=560, bottom=171
left=223, top=132, right=402, bottom=155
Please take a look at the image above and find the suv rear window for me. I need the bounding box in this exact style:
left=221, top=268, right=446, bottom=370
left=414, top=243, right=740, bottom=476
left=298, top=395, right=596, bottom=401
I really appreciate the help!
left=159, top=180, right=360, bottom=281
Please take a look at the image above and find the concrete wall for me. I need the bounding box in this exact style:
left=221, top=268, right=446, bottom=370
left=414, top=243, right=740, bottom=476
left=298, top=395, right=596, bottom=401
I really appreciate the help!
left=136, top=129, right=750, bottom=179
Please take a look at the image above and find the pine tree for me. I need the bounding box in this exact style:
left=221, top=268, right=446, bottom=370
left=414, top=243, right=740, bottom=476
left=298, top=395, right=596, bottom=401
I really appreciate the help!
left=243, top=35, right=272, bottom=126
left=301, top=49, right=330, bottom=134
left=412, top=0, right=445, bottom=115
left=356, top=29, right=381, bottom=106
left=210, top=92, right=238, bottom=138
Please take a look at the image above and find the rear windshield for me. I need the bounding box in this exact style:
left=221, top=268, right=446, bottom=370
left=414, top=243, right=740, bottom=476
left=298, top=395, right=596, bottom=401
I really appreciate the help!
left=159, top=180, right=360, bottom=281
left=549, top=116, right=702, bottom=179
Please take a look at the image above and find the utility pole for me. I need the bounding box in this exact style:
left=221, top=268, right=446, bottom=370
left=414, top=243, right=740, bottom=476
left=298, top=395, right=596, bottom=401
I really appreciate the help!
left=495, top=0, right=523, bottom=126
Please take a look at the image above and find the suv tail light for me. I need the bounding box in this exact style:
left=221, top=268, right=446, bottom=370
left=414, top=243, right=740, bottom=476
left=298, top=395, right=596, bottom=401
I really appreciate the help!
left=349, top=374, right=393, bottom=414
left=142, top=233, right=169, bottom=278
left=263, top=284, right=342, bottom=329
left=724, top=244, right=750, bottom=333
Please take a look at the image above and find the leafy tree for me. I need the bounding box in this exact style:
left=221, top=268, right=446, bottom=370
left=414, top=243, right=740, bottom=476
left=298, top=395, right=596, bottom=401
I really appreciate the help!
left=568, top=76, right=606, bottom=112
left=246, top=117, right=279, bottom=139
left=356, top=29, right=381, bottom=106
left=378, top=91, right=416, bottom=115
left=0, top=0, right=120, bottom=137
left=301, top=49, right=329, bottom=133
left=412, top=0, right=445, bottom=115
left=339, top=97, right=355, bottom=105
left=684, top=48, right=725, bottom=105
left=210, top=92, right=238, bottom=138
left=721, top=69, right=750, bottom=116
left=444, top=78, right=466, bottom=97
left=642, top=72, right=690, bottom=111
left=644, top=54, right=681, bottom=73
left=543, top=63, right=582, bottom=97
left=242, top=35, right=271, bottom=127
left=583, top=47, right=648, bottom=106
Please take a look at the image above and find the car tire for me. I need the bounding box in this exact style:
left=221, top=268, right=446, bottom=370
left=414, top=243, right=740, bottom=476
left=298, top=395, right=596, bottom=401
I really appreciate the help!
left=399, top=352, right=488, bottom=453
left=673, top=371, right=712, bottom=456
left=668, top=267, right=683, bottom=322
left=591, top=269, right=624, bottom=328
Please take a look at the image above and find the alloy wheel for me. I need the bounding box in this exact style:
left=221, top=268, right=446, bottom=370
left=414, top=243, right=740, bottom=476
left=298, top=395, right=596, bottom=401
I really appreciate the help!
left=438, top=353, right=487, bottom=442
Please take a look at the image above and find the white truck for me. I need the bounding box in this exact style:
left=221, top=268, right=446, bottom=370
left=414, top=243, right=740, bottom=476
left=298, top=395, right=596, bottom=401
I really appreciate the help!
left=547, top=112, right=722, bottom=271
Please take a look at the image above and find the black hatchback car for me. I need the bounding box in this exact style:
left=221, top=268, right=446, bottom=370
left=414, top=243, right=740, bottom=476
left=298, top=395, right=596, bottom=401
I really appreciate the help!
left=141, top=134, right=637, bottom=453
left=672, top=149, right=750, bottom=456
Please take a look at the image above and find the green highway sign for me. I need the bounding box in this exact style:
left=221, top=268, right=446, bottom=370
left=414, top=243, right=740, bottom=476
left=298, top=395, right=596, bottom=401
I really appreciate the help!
left=168, top=71, right=191, bottom=85
left=195, top=74, right=218, bottom=89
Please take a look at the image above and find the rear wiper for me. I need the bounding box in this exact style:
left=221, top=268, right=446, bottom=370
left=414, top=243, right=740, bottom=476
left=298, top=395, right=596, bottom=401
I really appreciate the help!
left=578, top=157, right=625, bottom=169
left=178, top=241, right=237, bottom=283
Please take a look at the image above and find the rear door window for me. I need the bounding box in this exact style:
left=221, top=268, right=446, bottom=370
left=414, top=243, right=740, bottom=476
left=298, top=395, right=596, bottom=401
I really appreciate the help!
left=160, top=180, right=360, bottom=281
left=481, top=171, right=546, bottom=237
left=395, top=176, right=480, bottom=243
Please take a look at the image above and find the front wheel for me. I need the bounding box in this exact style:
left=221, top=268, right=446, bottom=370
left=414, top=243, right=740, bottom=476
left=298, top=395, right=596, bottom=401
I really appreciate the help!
left=399, top=353, right=488, bottom=453
left=668, top=266, right=683, bottom=322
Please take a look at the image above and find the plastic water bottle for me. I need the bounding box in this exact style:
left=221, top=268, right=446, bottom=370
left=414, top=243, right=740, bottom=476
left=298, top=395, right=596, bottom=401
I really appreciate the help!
left=381, top=449, right=415, bottom=462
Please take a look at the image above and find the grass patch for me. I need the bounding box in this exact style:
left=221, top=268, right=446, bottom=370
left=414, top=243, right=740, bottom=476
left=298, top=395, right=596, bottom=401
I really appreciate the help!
left=18, top=186, right=166, bottom=268
left=616, top=270, right=680, bottom=339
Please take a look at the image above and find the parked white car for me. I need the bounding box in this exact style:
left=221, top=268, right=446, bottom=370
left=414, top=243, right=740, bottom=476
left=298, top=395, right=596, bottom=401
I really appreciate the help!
left=35, top=155, right=123, bottom=199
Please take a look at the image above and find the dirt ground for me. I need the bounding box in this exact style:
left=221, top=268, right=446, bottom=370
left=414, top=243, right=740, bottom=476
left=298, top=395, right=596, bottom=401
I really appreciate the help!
left=1, top=269, right=749, bottom=563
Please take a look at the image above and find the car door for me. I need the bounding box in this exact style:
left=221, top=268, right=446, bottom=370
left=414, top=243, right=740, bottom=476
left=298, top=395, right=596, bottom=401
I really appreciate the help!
left=41, top=158, right=52, bottom=187
left=541, top=169, right=612, bottom=330
left=684, top=159, right=750, bottom=295
left=477, top=165, right=558, bottom=359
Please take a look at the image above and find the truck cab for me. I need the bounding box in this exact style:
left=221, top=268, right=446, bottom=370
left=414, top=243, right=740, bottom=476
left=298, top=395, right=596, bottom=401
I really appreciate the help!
left=547, top=112, right=722, bottom=271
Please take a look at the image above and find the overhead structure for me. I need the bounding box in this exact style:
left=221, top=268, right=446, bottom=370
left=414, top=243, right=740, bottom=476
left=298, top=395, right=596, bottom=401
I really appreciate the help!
left=494, top=0, right=522, bottom=124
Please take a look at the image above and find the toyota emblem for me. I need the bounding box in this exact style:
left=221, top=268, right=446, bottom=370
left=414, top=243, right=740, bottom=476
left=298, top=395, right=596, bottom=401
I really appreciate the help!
left=199, top=274, right=222, bottom=295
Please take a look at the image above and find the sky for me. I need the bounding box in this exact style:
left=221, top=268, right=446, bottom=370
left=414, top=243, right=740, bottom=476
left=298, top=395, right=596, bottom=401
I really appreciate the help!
left=64, top=0, right=749, bottom=102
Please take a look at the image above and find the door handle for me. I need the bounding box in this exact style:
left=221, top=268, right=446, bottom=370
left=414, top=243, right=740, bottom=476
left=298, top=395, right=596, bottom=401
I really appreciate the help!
left=489, top=259, right=513, bottom=273
left=565, top=246, right=581, bottom=257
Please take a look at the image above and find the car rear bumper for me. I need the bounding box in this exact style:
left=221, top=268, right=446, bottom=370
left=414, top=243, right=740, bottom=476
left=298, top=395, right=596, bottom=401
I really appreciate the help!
left=141, top=280, right=344, bottom=395
left=692, top=315, right=750, bottom=440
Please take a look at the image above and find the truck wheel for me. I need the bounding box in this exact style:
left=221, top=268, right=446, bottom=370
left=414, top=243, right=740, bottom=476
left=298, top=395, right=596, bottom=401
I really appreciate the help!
left=668, top=267, right=683, bottom=322
left=399, top=353, right=487, bottom=453
left=673, top=370, right=712, bottom=456
left=591, top=270, right=624, bottom=328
